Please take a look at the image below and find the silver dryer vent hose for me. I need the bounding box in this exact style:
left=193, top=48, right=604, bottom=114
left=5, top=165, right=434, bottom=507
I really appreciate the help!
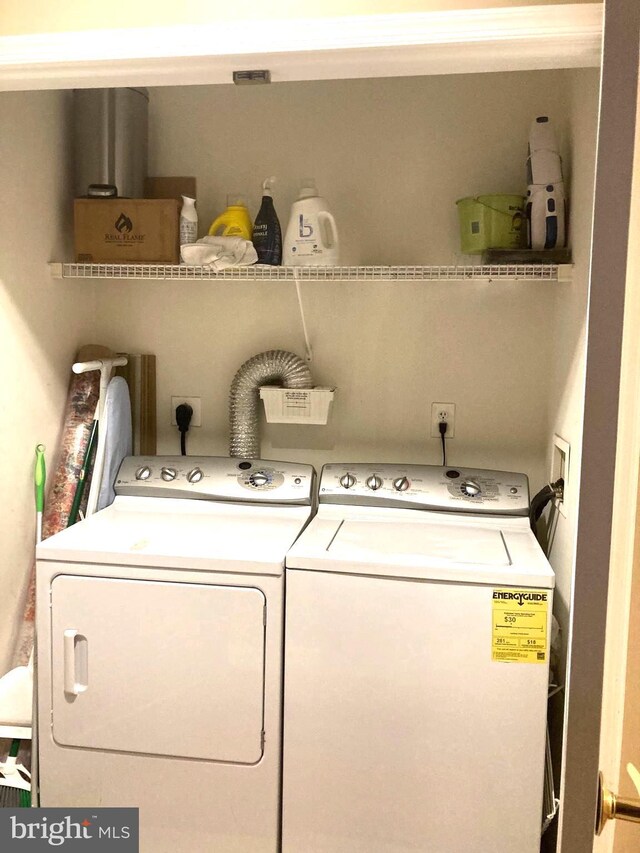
left=229, top=350, right=313, bottom=458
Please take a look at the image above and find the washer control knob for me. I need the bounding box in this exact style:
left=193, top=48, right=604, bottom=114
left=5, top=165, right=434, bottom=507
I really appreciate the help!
left=161, top=467, right=177, bottom=482
left=187, top=467, right=204, bottom=484
left=249, top=472, right=269, bottom=487
left=135, top=465, right=151, bottom=481
left=340, top=473, right=357, bottom=489
left=461, top=480, right=482, bottom=497
left=366, top=475, right=383, bottom=491
left=393, top=476, right=410, bottom=492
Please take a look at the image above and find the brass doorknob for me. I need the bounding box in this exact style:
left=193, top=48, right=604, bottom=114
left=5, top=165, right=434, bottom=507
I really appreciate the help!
left=596, top=764, right=640, bottom=835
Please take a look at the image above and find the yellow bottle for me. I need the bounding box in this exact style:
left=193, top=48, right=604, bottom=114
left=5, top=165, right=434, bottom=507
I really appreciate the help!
left=208, top=194, right=253, bottom=240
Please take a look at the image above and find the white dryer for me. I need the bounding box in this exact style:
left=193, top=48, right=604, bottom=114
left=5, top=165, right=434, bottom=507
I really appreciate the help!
left=283, top=463, right=554, bottom=853
left=36, top=455, right=315, bottom=853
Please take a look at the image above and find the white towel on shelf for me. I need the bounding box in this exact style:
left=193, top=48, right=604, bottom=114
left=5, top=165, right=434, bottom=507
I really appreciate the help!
left=180, top=236, right=258, bottom=269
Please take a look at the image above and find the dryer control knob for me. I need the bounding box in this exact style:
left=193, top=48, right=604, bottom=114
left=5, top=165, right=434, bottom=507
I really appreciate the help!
left=187, top=467, right=204, bottom=484
left=393, top=476, right=410, bottom=492
left=366, top=475, right=383, bottom=491
left=249, top=472, right=269, bottom=487
left=135, top=465, right=151, bottom=481
left=161, top=467, right=177, bottom=482
left=461, top=480, right=482, bottom=497
left=340, top=473, right=357, bottom=489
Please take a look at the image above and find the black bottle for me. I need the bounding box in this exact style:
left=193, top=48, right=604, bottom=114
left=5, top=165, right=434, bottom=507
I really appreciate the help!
left=253, top=178, right=282, bottom=265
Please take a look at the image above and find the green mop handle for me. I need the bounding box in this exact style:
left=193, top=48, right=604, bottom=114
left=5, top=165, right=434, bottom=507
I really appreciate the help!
left=35, top=444, right=46, bottom=544
left=68, top=420, right=98, bottom=528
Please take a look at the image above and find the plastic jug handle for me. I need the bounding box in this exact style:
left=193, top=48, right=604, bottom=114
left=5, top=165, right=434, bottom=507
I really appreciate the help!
left=208, top=213, right=229, bottom=236
left=317, top=211, right=337, bottom=250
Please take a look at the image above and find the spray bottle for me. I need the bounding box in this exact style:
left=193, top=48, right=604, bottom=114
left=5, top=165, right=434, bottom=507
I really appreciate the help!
left=252, top=177, right=282, bottom=265
left=179, top=196, right=198, bottom=246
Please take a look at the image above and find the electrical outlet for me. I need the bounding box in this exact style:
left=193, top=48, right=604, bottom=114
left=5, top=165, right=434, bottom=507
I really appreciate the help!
left=430, top=402, right=456, bottom=438
left=551, top=434, right=570, bottom=517
left=171, top=396, right=202, bottom=427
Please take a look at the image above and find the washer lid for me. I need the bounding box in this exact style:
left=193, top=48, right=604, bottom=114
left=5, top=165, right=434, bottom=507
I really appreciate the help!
left=286, top=515, right=555, bottom=588
left=329, top=520, right=510, bottom=566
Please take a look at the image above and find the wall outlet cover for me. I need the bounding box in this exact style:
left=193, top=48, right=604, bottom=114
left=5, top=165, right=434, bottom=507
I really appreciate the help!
left=171, top=396, right=202, bottom=427
left=430, top=402, right=456, bottom=438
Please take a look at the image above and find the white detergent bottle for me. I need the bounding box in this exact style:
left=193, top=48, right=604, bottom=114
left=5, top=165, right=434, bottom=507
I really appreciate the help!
left=283, top=180, right=339, bottom=266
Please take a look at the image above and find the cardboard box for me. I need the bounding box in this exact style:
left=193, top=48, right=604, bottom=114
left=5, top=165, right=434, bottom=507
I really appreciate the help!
left=74, top=199, right=180, bottom=263
left=144, top=176, right=197, bottom=203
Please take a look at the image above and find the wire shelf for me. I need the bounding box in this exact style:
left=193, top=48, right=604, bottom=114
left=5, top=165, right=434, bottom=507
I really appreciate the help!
left=50, top=263, right=570, bottom=282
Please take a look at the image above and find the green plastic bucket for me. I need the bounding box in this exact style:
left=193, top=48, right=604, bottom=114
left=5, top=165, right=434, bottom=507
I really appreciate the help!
left=456, top=194, right=526, bottom=254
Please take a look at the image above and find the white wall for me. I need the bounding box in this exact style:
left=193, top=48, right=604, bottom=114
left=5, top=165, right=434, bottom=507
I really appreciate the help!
left=0, top=91, right=96, bottom=673
left=92, top=71, right=572, bottom=486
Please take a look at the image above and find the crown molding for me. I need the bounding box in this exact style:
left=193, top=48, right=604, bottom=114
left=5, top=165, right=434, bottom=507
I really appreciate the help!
left=0, top=4, right=602, bottom=91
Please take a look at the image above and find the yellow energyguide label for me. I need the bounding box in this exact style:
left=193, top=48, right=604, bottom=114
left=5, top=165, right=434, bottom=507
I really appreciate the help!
left=492, top=588, right=549, bottom=663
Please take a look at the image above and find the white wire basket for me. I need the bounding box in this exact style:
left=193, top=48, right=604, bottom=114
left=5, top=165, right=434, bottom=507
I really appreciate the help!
left=260, top=387, right=335, bottom=424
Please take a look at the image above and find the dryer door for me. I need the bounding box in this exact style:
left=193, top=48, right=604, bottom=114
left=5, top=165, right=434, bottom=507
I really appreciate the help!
left=50, top=576, right=266, bottom=763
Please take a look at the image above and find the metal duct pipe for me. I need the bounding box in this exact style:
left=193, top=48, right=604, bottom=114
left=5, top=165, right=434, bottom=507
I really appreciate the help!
left=229, top=350, right=313, bottom=458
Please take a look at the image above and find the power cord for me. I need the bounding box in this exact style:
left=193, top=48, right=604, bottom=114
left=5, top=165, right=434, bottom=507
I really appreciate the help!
left=176, top=403, right=193, bottom=456
left=439, top=421, right=448, bottom=466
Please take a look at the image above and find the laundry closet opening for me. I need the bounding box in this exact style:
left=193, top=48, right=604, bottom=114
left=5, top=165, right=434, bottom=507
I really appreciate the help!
left=1, top=58, right=600, bottom=853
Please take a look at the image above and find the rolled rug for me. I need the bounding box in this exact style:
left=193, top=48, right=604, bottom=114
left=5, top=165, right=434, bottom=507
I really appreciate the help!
left=11, top=345, right=107, bottom=668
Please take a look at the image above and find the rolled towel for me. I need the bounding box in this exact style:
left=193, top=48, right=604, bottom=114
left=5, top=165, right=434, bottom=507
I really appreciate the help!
left=181, top=236, right=258, bottom=269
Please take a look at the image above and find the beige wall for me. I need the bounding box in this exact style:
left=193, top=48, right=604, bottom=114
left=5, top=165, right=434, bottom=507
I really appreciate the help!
left=92, top=71, right=572, bottom=486
left=547, top=66, right=599, bottom=686
left=0, top=91, right=96, bottom=674
left=540, top=65, right=599, bottom=852
left=1, top=0, right=600, bottom=37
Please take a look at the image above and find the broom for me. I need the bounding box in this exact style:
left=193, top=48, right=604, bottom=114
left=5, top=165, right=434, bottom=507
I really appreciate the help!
left=0, top=740, right=31, bottom=807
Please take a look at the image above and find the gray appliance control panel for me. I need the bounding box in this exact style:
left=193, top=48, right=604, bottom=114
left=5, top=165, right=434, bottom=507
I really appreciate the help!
left=319, top=464, right=530, bottom=516
left=115, top=456, right=315, bottom=505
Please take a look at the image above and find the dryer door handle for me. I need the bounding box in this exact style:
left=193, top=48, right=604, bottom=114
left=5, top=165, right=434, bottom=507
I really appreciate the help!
left=63, top=629, right=88, bottom=696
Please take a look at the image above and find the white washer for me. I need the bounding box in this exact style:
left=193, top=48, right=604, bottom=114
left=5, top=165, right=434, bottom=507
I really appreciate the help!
left=283, top=463, right=555, bottom=853
left=36, top=455, right=315, bottom=853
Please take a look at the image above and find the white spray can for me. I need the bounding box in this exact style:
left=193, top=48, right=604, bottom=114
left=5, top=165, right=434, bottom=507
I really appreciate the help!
left=179, top=196, right=198, bottom=249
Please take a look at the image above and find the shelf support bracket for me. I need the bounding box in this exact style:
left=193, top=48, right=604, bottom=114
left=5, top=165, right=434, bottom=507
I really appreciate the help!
left=293, top=270, right=313, bottom=362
